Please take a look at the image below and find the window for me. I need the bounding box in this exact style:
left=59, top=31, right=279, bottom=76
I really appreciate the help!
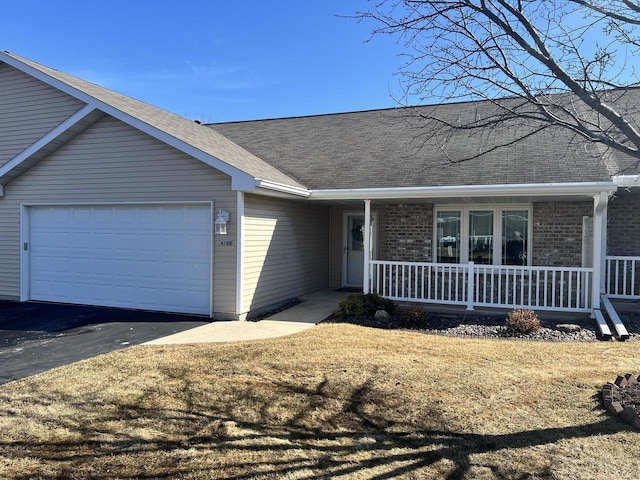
left=502, top=210, right=528, bottom=265
left=469, top=210, right=494, bottom=264
left=436, top=211, right=461, bottom=263
left=435, top=206, right=531, bottom=265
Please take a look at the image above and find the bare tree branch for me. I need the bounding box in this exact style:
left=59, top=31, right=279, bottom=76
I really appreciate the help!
left=355, top=0, right=640, bottom=165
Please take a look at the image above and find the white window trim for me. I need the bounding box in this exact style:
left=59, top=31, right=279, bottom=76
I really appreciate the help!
left=433, top=204, right=532, bottom=266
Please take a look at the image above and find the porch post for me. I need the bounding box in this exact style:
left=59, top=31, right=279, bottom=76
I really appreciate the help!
left=591, top=192, right=609, bottom=310
left=600, top=196, right=608, bottom=294
left=466, top=261, right=475, bottom=311
left=363, top=199, right=371, bottom=294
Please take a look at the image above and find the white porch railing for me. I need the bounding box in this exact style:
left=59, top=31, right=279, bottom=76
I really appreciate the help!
left=370, top=260, right=593, bottom=312
left=605, top=256, right=640, bottom=299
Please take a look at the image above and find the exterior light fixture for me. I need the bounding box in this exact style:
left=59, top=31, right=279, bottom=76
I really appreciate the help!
left=214, top=209, right=229, bottom=235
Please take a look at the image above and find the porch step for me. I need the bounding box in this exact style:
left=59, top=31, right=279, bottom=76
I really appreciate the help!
left=601, top=295, right=630, bottom=341
left=592, top=309, right=612, bottom=341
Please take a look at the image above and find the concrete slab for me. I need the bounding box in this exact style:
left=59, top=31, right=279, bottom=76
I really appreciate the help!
left=266, top=289, right=347, bottom=323
left=145, top=289, right=347, bottom=345
left=143, top=320, right=314, bottom=345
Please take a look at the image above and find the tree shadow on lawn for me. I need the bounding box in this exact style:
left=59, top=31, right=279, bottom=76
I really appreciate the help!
left=0, top=375, right=630, bottom=479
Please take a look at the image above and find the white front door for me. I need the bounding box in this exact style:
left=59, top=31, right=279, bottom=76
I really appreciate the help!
left=343, top=212, right=377, bottom=287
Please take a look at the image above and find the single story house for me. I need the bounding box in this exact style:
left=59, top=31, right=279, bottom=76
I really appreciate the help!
left=1, top=51, right=639, bottom=331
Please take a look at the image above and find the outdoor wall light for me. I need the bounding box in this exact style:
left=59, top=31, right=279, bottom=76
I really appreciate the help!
left=214, top=209, right=229, bottom=235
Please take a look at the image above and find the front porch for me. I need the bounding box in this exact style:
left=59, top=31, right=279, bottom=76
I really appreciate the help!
left=324, top=185, right=640, bottom=333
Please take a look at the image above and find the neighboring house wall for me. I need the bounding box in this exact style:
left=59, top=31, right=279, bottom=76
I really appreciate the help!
left=607, top=189, right=640, bottom=256
left=0, top=115, right=238, bottom=316
left=532, top=201, right=592, bottom=267
left=0, top=63, right=84, bottom=168
left=242, top=194, right=329, bottom=315
left=383, top=204, right=433, bottom=262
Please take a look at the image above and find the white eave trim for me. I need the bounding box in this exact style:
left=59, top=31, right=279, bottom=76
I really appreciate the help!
left=308, top=181, right=617, bottom=200
left=613, top=175, right=640, bottom=187
left=254, top=179, right=311, bottom=197
left=0, top=104, right=97, bottom=180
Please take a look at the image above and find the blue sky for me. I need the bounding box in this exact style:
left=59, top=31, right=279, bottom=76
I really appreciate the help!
left=2, top=1, right=404, bottom=122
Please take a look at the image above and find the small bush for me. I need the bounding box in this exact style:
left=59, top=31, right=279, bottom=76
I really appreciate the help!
left=400, top=305, right=430, bottom=328
left=335, top=292, right=397, bottom=318
left=505, top=308, right=541, bottom=333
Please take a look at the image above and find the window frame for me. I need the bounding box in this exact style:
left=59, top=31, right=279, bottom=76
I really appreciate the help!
left=433, top=204, right=532, bottom=266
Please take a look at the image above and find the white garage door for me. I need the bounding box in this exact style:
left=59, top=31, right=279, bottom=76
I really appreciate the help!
left=28, top=204, right=212, bottom=315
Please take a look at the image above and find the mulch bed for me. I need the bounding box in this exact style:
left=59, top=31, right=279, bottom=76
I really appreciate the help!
left=603, top=375, right=640, bottom=429
left=614, top=383, right=640, bottom=414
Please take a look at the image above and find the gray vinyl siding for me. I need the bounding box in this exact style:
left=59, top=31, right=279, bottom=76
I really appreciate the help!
left=0, top=62, right=84, bottom=168
left=0, top=115, right=238, bottom=317
left=329, top=206, right=344, bottom=288
left=243, top=194, right=329, bottom=314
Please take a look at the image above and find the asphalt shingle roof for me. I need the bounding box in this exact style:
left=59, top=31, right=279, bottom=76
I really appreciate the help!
left=6, top=51, right=639, bottom=192
left=211, top=96, right=640, bottom=190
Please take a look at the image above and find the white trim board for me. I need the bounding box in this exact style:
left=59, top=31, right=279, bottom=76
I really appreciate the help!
left=310, top=182, right=617, bottom=201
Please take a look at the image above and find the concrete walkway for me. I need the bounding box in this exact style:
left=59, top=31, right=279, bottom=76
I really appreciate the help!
left=144, top=289, right=348, bottom=345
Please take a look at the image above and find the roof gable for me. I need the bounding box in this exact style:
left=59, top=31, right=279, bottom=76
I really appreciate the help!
left=0, top=52, right=307, bottom=195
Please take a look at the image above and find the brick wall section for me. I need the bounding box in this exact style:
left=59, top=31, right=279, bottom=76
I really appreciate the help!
left=608, top=191, right=640, bottom=256
left=532, top=201, right=592, bottom=267
left=383, top=204, right=433, bottom=262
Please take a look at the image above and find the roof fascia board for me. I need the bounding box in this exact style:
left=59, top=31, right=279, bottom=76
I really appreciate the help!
left=308, top=182, right=617, bottom=201
left=0, top=104, right=97, bottom=179
left=0, top=53, right=258, bottom=191
left=254, top=179, right=311, bottom=198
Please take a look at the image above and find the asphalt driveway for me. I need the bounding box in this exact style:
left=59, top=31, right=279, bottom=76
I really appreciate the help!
left=0, top=301, right=209, bottom=385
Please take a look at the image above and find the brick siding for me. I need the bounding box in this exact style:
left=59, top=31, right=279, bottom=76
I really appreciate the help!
left=532, top=201, right=592, bottom=267
left=608, top=191, right=640, bottom=256
left=383, top=204, right=433, bottom=262
left=383, top=201, right=597, bottom=267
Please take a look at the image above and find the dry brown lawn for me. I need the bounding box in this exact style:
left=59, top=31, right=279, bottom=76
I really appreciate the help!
left=0, top=323, right=639, bottom=479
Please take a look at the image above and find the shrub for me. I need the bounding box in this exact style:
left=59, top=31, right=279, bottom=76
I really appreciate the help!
left=399, top=304, right=430, bottom=328
left=335, top=292, right=397, bottom=318
left=505, top=308, right=541, bottom=333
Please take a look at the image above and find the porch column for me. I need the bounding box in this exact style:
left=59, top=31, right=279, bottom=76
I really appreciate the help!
left=592, top=192, right=609, bottom=309
left=363, top=199, right=371, bottom=294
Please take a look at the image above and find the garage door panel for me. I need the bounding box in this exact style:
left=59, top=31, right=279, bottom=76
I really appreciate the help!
left=29, top=204, right=212, bottom=314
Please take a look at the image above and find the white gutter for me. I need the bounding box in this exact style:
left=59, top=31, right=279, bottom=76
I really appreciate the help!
left=255, top=179, right=311, bottom=197
left=308, top=181, right=617, bottom=201
left=613, top=175, right=640, bottom=187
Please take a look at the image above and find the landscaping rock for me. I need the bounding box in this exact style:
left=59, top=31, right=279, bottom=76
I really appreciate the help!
left=556, top=324, right=582, bottom=333
left=374, top=310, right=390, bottom=322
